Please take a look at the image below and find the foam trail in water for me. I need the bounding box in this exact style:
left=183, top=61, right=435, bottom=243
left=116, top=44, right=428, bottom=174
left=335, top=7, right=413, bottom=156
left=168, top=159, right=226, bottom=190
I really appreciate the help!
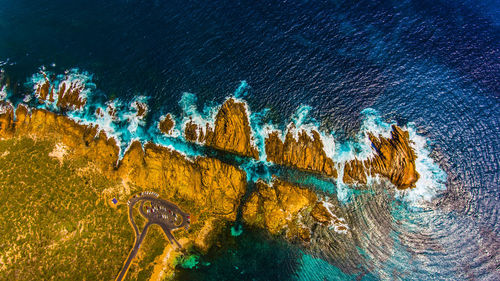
left=234, top=80, right=249, bottom=98
left=121, top=95, right=148, bottom=135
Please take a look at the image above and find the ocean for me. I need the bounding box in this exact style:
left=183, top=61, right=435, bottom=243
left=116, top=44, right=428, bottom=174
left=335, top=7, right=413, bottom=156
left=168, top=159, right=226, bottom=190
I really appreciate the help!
left=1, top=0, right=498, bottom=280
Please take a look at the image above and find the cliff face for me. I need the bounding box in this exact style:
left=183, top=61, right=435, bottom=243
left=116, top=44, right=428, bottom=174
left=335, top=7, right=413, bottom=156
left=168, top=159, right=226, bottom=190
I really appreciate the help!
left=343, top=125, right=419, bottom=189
left=0, top=102, right=14, bottom=138
left=183, top=98, right=259, bottom=159
left=265, top=127, right=337, bottom=177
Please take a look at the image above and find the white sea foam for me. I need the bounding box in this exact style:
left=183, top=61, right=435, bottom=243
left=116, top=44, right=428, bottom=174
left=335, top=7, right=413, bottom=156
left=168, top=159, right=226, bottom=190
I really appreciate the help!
left=331, top=108, right=393, bottom=164
left=90, top=99, right=122, bottom=139
left=178, top=92, right=219, bottom=143
left=0, top=85, right=7, bottom=101
left=122, top=96, right=148, bottom=135
left=0, top=101, right=12, bottom=114
left=322, top=201, right=349, bottom=234
left=249, top=108, right=271, bottom=160
left=398, top=123, right=447, bottom=204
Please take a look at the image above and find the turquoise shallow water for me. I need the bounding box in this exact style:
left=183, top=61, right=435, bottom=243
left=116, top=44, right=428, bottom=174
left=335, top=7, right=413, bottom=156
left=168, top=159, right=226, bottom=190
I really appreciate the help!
left=1, top=0, right=499, bottom=280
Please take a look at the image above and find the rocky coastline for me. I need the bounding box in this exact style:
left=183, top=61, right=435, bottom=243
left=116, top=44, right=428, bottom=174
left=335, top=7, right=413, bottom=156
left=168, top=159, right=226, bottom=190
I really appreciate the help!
left=0, top=86, right=421, bottom=278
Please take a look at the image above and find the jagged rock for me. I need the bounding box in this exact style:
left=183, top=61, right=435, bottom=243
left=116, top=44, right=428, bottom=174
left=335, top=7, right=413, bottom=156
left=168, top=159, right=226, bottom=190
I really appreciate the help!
left=243, top=179, right=317, bottom=238
left=183, top=98, right=259, bottom=159
left=206, top=98, right=258, bottom=159
left=33, top=72, right=87, bottom=110
left=343, top=159, right=367, bottom=185
left=56, top=81, right=87, bottom=111
left=310, top=202, right=333, bottom=225
left=184, top=121, right=203, bottom=142
left=135, top=101, right=147, bottom=118
left=265, top=126, right=337, bottom=177
left=159, top=114, right=175, bottom=135
left=343, top=125, right=419, bottom=189
left=265, top=122, right=418, bottom=189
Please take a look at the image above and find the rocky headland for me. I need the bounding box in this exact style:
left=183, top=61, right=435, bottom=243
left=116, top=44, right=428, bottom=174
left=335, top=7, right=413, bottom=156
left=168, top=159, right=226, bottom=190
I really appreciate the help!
left=0, top=86, right=422, bottom=279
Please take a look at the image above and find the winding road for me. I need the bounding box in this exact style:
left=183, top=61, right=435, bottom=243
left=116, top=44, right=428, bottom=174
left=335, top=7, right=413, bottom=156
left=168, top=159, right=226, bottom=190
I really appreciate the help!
left=115, top=192, right=190, bottom=281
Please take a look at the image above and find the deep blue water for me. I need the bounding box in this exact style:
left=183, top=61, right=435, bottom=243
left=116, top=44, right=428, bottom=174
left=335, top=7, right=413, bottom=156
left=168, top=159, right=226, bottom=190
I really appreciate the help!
left=1, top=0, right=499, bottom=280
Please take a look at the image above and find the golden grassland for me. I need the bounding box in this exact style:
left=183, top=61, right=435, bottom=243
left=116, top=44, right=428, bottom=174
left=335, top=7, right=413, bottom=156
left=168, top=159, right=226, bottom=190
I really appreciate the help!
left=0, top=137, right=184, bottom=280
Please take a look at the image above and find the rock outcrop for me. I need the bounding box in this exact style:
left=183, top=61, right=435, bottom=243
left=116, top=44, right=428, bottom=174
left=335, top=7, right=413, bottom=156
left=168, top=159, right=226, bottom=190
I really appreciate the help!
left=158, top=114, right=175, bottom=135
left=0, top=101, right=14, bottom=138
left=343, top=125, right=419, bottom=189
left=242, top=179, right=350, bottom=239
left=265, top=126, right=337, bottom=177
left=56, top=81, right=87, bottom=111
left=265, top=123, right=419, bottom=189
left=183, top=98, right=259, bottom=159
left=242, top=179, right=317, bottom=239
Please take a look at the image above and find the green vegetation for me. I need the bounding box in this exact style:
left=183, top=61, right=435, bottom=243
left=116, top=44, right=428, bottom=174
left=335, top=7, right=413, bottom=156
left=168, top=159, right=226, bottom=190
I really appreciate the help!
left=174, top=254, right=200, bottom=269
left=0, top=137, right=167, bottom=280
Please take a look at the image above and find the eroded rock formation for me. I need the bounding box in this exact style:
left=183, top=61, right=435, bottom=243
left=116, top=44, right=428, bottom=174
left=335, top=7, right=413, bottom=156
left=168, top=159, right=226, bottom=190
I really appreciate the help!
left=264, top=123, right=419, bottom=189
left=117, top=141, right=246, bottom=220
left=343, top=125, right=419, bottom=189
left=159, top=114, right=175, bottom=135
left=242, top=179, right=317, bottom=239
left=0, top=102, right=14, bottom=138
left=35, top=73, right=87, bottom=111
left=265, top=126, right=337, bottom=177
left=183, top=98, right=259, bottom=159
